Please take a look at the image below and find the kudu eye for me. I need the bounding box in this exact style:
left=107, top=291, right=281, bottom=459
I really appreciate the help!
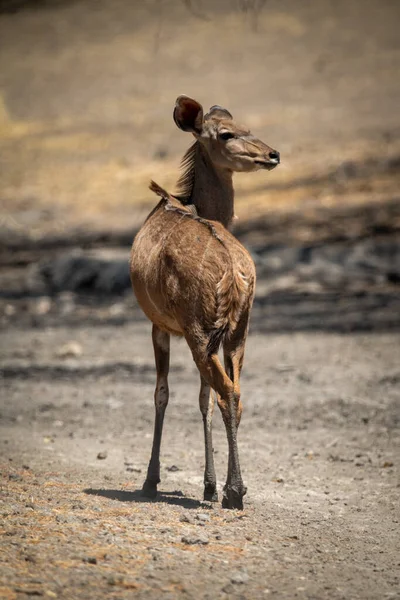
left=219, top=131, right=235, bottom=141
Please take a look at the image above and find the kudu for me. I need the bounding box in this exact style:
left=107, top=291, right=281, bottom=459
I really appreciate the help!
left=130, top=96, right=279, bottom=509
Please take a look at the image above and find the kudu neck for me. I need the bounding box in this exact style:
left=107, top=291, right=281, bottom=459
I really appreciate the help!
left=183, top=143, right=234, bottom=229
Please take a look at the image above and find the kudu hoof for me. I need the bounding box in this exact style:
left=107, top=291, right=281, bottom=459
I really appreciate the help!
left=141, top=480, right=158, bottom=499
left=222, top=485, right=247, bottom=510
left=203, top=485, right=218, bottom=503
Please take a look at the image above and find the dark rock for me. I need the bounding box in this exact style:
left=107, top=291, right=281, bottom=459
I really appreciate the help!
left=181, top=534, right=209, bottom=545
left=35, top=252, right=131, bottom=295
left=126, top=466, right=141, bottom=473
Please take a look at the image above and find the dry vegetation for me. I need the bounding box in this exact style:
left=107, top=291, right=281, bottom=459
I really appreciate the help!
left=1, top=0, right=399, bottom=237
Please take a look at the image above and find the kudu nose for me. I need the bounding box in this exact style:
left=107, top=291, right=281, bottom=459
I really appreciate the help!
left=268, top=150, right=280, bottom=163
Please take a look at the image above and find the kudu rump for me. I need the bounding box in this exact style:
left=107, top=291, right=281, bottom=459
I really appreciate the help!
left=130, top=96, right=279, bottom=509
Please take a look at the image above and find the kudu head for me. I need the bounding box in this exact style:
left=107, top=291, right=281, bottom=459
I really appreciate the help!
left=173, top=95, right=280, bottom=173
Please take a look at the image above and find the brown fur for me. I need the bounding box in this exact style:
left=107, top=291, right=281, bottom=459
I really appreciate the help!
left=129, top=96, right=279, bottom=508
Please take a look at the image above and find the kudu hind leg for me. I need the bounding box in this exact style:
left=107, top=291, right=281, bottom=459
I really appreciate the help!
left=199, top=377, right=218, bottom=502
left=142, top=325, right=170, bottom=498
left=193, top=348, right=246, bottom=510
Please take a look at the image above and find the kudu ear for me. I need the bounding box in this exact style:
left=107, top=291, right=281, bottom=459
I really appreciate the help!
left=205, top=105, right=233, bottom=120
left=173, top=96, right=204, bottom=134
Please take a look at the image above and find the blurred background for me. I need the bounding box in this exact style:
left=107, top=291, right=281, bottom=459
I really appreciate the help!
left=0, top=0, right=399, bottom=330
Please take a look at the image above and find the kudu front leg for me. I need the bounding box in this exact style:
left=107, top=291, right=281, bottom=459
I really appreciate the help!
left=199, top=377, right=218, bottom=502
left=142, top=324, right=170, bottom=499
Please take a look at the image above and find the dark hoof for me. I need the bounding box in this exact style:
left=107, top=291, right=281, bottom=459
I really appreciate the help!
left=141, top=480, right=158, bottom=499
left=203, top=486, right=218, bottom=502
left=222, top=486, right=246, bottom=510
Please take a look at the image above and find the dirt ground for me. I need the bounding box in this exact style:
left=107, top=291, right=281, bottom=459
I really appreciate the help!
left=1, top=322, right=399, bottom=600
left=1, top=0, right=400, bottom=599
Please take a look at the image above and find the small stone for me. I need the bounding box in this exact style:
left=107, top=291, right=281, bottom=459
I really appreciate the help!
left=382, top=461, right=394, bottom=468
left=39, top=403, right=55, bottom=413
left=181, top=534, right=209, bottom=545
left=4, top=304, right=16, bottom=316
left=179, top=513, right=194, bottom=524
left=56, top=515, right=74, bottom=523
left=55, top=341, right=82, bottom=359
left=297, top=372, right=312, bottom=383
left=106, top=396, right=124, bottom=410
left=97, top=451, right=108, bottom=460
left=230, top=569, right=249, bottom=584
left=9, top=474, right=22, bottom=481
left=35, top=297, right=52, bottom=315
left=109, top=303, right=125, bottom=316
left=274, top=364, right=295, bottom=373
left=24, top=553, right=37, bottom=563
left=107, top=575, right=124, bottom=586
left=83, top=556, right=97, bottom=565
left=166, top=465, right=180, bottom=472
left=196, top=513, right=210, bottom=522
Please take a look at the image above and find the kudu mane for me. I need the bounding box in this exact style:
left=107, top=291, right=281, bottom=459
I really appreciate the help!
left=175, top=140, right=198, bottom=201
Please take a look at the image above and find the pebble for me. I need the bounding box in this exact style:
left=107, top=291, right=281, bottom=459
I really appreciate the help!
left=179, top=513, right=194, bottom=524
left=56, top=515, right=75, bottom=524
left=35, top=296, right=52, bottom=315
left=5, top=304, right=16, bottom=316
left=230, top=569, right=249, bottom=584
left=195, top=513, right=210, bottom=522
left=181, top=534, right=209, bottom=545
left=24, top=553, right=37, bottom=563
left=55, top=341, right=82, bottom=359
left=97, top=451, right=108, bottom=460
left=106, top=397, right=124, bottom=410
left=166, top=465, right=180, bottom=472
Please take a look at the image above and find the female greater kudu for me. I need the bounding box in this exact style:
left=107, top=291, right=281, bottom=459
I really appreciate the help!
left=130, top=96, right=279, bottom=509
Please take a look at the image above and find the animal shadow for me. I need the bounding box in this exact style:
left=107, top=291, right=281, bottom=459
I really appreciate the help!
left=83, top=487, right=205, bottom=509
